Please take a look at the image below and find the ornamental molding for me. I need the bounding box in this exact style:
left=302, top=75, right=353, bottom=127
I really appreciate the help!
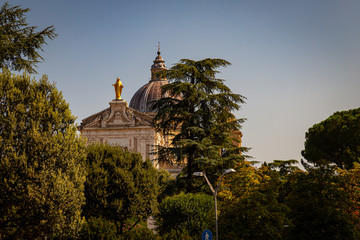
left=78, top=100, right=153, bottom=130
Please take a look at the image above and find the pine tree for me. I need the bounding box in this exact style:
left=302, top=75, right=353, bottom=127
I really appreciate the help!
left=302, top=108, right=360, bottom=170
left=0, top=70, right=86, bottom=239
left=152, top=58, right=246, bottom=191
left=0, top=2, right=56, bottom=73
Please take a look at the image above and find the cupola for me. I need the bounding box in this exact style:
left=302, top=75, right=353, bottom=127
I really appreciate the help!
left=129, top=46, right=168, bottom=113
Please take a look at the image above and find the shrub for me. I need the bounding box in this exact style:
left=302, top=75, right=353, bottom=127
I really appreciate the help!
left=120, top=227, right=157, bottom=240
left=155, top=193, right=214, bottom=238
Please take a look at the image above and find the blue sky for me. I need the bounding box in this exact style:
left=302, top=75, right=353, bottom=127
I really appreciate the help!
left=7, top=0, right=360, bottom=164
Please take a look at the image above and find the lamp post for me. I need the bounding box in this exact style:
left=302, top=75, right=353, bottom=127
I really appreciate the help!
left=193, top=169, right=236, bottom=240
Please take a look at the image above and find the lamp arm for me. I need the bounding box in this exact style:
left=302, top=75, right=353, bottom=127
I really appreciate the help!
left=203, top=172, right=215, bottom=195
left=215, top=173, right=225, bottom=195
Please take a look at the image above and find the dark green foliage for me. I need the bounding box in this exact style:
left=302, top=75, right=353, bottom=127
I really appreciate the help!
left=302, top=108, right=360, bottom=169
left=219, top=162, right=289, bottom=240
left=285, top=166, right=359, bottom=240
left=83, top=144, right=160, bottom=234
left=79, top=217, right=120, bottom=240
left=120, top=227, right=157, bottom=240
left=79, top=217, right=157, bottom=240
left=267, top=159, right=300, bottom=176
left=0, top=70, right=86, bottom=239
left=158, top=229, right=193, bottom=240
left=157, top=176, right=186, bottom=202
left=0, top=2, right=57, bottom=73
left=338, top=163, right=360, bottom=228
left=156, top=169, right=177, bottom=202
left=155, top=193, right=214, bottom=239
left=220, top=190, right=288, bottom=240
left=152, top=58, right=246, bottom=190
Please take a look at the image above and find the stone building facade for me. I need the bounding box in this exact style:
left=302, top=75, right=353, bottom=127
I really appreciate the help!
left=78, top=49, right=169, bottom=167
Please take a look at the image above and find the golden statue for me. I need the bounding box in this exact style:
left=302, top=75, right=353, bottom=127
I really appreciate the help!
left=112, top=77, right=124, bottom=100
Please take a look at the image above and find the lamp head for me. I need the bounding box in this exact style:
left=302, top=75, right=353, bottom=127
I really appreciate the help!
left=192, top=172, right=204, bottom=177
left=223, top=169, right=236, bottom=175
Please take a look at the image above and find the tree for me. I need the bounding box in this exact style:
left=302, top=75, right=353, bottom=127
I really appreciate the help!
left=152, top=58, right=246, bottom=190
left=155, top=193, right=214, bottom=239
left=302, top=108, right=360, bottom=169
left=267, top=159, right=300, bottom=176
left=285, top=165, right=359, bottom=240
left=338, top=163, right=360, bottom=231
left=0, top=70, right=86, bottom=239
left=79, top=217, right=120, bottom=240
left=83, top=144, right=160, bottom=235
left=218, top=161, right=289, bottom=239
left=0, top=2, right=56, bottom=73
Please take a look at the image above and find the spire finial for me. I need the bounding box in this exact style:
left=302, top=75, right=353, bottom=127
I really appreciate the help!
left=157, top=41, right=161, bottom=56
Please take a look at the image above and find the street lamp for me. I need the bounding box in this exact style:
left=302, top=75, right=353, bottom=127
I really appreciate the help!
left=193, top=169, right=236, bottom=240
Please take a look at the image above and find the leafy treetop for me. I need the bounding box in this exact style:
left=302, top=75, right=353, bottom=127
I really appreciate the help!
left=83, top=144, right=160, bottom=234
left=302, top=107, right=360, bottom=169
left=0, top=70, right=86, bottom=239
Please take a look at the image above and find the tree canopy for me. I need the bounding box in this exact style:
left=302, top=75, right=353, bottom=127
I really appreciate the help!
left=0, top=70, right=86, bottom=239
left=267, top=159, right=300, bottom=176
left=0, top=2, right=56, bottom=73
left=83, top=144, right=160, bottom=234
left=152, top=58, right=246, bottom=190
left=302, top=108, right=360, bottom=169
left=217, top=160, right=360, bottom=239
left=285, top=165, right=360, bottom=239
left=218, top=161, right=289, bottom=240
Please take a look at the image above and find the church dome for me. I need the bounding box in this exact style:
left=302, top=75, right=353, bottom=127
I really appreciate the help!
left=129, top=79, right=168, bottom=113
left=130, top=48, right=168, bottom=113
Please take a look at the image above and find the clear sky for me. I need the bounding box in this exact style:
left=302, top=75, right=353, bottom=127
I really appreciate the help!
left=7, top=0, right=360, bottom=164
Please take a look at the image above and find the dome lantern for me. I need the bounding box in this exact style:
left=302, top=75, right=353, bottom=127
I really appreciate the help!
left=150, top=43, right=167, bottom=81
left=129, top=46, right=168, bottom=113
